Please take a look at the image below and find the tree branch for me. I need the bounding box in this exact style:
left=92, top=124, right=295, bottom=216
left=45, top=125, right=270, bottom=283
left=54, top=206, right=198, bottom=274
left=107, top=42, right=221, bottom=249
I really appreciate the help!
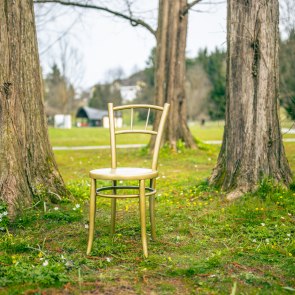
left=34, top=0, right=157, bottom=37
left=181, top=0, right=202, bottom=17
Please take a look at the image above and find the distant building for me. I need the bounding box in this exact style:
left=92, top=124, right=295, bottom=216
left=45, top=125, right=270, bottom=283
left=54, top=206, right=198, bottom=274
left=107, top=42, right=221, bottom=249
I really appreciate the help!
left=76, top=106, right=122, bottom=128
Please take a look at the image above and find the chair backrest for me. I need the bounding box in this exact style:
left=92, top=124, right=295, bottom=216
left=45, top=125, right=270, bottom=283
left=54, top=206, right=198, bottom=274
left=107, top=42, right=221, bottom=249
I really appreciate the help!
left=108, top=103, right=170, bottom=170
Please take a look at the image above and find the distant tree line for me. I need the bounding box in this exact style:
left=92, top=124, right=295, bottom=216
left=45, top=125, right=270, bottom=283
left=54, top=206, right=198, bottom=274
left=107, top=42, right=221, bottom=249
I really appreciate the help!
left=280, top=29, right=295, bottom=120
left=44, top=34, right=295, bottom=124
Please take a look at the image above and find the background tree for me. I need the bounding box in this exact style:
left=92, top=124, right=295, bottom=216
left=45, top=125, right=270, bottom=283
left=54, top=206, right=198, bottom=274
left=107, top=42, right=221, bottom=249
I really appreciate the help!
left=34, top=0, right=203, bottom=149
left=89, top=82, right=122, bottom=109
left=209, top=0, right=292, bottom=199
left=280, top=29, right=295, bottom=120
left=279, top=0, right=295, bottom=121
left=197, top=48, right=226, bottom=120
left=151, top=0, right=197, bottom=149
left=0, top=0, right=66, bottom=215
left=44, top=63, right=76, bottom=114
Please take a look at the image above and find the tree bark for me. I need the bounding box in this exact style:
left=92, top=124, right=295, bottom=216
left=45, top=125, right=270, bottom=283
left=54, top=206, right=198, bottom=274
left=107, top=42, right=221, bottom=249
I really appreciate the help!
left=152, top=0, right=196, bottom=150
left=0, top=0, right=67, bottom=216
left=210, top=0, right=292, bottom=198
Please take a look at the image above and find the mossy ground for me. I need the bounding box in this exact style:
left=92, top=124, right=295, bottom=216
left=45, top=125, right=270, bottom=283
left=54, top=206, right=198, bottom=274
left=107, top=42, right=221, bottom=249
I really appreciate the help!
left=0, top=124, right=294, bottom=294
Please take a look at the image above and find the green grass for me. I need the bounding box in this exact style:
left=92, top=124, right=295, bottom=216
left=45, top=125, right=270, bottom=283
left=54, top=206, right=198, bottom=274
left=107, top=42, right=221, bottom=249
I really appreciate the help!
left=0, top=129, right=294, bottom=294
left=49, top=119, right=295, bottom=147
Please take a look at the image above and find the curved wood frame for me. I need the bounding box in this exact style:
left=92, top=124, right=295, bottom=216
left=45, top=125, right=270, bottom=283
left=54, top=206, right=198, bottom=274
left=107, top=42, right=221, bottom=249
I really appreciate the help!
left=87, top=103, right=170, bottom=257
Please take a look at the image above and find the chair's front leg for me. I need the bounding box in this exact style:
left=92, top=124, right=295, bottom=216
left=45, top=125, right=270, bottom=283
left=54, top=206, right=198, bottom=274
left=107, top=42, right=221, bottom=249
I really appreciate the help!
left=139, top=179, right=148, bottom=258
left=149, top=178, right=156, bottom=240
left=110, top=180, right=117, bottom=235
left=87, top=178, right=97, bottom=255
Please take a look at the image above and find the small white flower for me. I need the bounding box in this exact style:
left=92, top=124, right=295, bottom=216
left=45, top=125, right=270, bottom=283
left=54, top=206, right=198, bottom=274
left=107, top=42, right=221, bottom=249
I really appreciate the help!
left=281, top=216, right=285, bottom=220
left=42, top=260, right=49, bottom=266
left=84, top=224, right=89, bottom=229
left=287, top=234, right=291, bottom=237
left=73, top=207, right=76, bottom=211
left=162, top=175, right=166, bottom=178
left=275, top=225, right=278, bottom=228
left=252, top=239, right=257, bottom=243
left=287, top=213, right=292, bottom=216
left=261, top=223, right=265, bottom=226
left=61, top=255, right=65, bottom=260
left=106, top=257, right=112, bottom=263
left=54, top=207, right=59, bottom=211
left=75, top=204, right=80, bottom=209
left=2, top=211, right=7, bottom=216
left=265, top=239, right=269, bottom=244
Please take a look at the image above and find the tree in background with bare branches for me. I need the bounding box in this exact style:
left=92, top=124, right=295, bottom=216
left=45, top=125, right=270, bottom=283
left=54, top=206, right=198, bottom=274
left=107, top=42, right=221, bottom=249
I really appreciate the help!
left=34, top=0, right=205, bottom=150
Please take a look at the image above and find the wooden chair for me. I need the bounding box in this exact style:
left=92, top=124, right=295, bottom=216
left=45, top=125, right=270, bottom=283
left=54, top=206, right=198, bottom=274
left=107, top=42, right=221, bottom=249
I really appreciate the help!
left=86, top=103, right=170, bottom=257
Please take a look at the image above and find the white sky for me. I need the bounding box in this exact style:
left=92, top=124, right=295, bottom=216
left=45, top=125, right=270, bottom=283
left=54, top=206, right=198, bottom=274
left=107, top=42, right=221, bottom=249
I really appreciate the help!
left=35, top=1, right=227, bottom=89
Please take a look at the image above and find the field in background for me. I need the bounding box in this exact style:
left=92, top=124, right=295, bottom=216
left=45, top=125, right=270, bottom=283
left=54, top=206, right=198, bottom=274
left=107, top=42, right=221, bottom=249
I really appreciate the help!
left=49, top=119, right=295, bottom=147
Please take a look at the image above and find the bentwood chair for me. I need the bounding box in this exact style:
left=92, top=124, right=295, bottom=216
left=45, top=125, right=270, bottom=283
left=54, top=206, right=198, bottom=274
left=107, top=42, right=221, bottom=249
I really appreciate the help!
left=86, top=103, right=170, bottom=257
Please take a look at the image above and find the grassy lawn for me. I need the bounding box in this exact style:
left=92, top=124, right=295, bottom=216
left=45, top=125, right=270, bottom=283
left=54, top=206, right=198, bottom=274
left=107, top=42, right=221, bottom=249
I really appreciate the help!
left=48, top=120, right=295, bottom=147
left=0, top=128, right=294, bottom=294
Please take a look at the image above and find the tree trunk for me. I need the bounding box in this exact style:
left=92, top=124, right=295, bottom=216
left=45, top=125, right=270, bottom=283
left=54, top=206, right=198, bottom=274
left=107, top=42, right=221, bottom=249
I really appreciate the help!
left=0, top=0, right=67, bottom=216
left=210, top=0, right=292, bottom=198
left=152, top=0, right=196, bottom=150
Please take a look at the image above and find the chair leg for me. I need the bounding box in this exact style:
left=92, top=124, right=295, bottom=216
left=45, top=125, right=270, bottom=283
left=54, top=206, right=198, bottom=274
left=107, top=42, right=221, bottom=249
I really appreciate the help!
left=139, top=179, right=148, bottom=258
left=149, top=179, right=156, bottom=240
left=87, top=178, right=97, bottom=255
left=110, top=180, right=117, bottom=235
left=110, top=199, right=117, bottom=235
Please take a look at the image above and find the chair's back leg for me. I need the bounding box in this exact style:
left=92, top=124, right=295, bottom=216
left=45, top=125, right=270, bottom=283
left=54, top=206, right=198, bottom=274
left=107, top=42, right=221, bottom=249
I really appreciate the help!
left=110, top=180, right=117, bottom=235
left=139, top=179, right=148, bottom=257
left=149, top=178, right=156, bottom=240
left=87, top=179, right=97, bottom=255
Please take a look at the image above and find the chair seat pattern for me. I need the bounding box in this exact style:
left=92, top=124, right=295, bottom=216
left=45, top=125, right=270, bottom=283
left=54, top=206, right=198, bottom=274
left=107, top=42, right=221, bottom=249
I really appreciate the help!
left=89, top=167, right=158, bottom=180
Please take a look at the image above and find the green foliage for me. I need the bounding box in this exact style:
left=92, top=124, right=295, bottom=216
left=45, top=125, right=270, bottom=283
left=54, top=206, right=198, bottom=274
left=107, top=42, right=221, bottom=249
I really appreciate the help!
left=280, top=29, right=295, bottom=120
left=88, top=83, right=122, bottom=109
left=196, top=48, right=226, bottom=120
left=0, top=260, right=68, bottom=287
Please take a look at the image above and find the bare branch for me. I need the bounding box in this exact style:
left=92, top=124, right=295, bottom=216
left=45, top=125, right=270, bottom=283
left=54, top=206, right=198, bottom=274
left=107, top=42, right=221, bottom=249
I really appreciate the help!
left=34, top=0, right=157, bottom=36
left=181, top=0, right=202, bottom=17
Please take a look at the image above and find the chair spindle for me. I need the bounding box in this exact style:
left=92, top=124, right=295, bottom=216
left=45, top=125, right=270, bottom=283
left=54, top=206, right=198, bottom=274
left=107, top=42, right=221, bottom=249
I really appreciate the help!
left=145, top=108, right=150, bottom=131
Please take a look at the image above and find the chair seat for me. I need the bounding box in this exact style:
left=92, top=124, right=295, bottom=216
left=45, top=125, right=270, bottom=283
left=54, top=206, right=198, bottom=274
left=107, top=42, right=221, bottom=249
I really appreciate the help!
left=89, top=167, right=158, bottom=180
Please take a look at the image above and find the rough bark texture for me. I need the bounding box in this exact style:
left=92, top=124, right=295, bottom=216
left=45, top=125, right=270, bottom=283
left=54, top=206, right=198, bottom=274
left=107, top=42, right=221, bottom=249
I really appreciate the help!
left=0, top=0, right=66, bottom=215
left=152, top=0, right=196, bottom=150
left=210, top=0, right=292, bottom=197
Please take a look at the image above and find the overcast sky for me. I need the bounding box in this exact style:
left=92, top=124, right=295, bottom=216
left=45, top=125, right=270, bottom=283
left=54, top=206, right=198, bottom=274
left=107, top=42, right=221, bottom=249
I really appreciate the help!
left=35, top=1, right=227, bottom=90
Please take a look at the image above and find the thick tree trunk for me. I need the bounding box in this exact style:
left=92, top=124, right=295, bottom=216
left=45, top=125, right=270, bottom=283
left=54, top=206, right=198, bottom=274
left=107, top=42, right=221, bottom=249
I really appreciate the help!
left=152, top=0, right=196, bottom=150
left=0, top=0, right=66, bottom=215
left=210, top=0, right=292, bottom=198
